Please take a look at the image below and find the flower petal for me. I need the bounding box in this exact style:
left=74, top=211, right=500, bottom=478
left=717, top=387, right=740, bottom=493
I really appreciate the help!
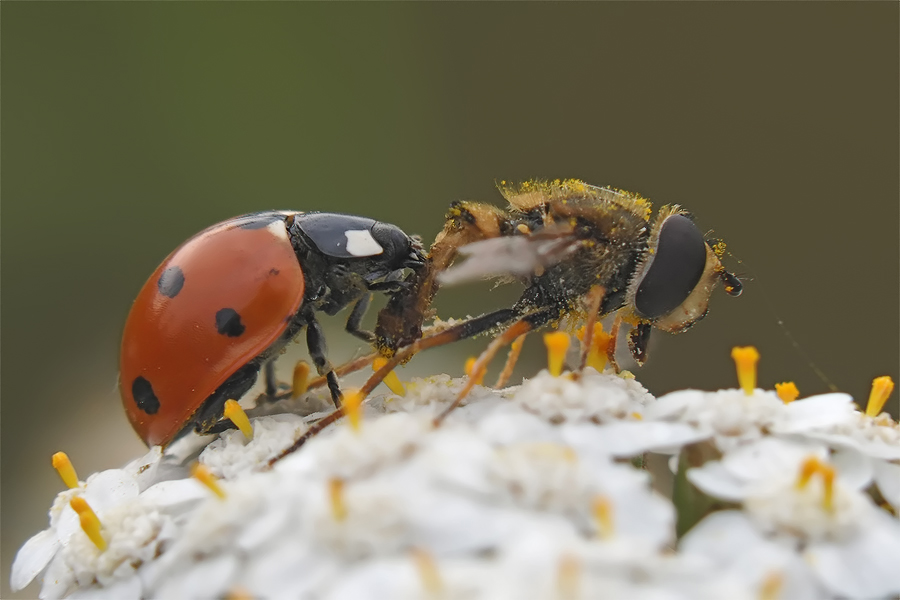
left=564, top=421, right=708, bottom=458
left=806, top=510, right=900, bottom=598
left=776, top=393, right=856, bottom=432
left=10, top=528, right=59, bottom=591
left=873, top=460, right=900, bottom=510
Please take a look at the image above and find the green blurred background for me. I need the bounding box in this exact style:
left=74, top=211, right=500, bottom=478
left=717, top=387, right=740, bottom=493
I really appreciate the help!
left=2, top=4, right=897, bottom=597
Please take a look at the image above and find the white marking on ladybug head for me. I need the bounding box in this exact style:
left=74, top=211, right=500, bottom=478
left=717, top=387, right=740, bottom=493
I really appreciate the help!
left=266, top=220, right=290, bottom=241
left=345, top=230, right=384, bottom=257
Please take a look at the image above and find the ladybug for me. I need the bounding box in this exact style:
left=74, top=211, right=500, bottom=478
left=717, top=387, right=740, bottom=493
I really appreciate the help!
left=120, top=210, right=424, bottom=447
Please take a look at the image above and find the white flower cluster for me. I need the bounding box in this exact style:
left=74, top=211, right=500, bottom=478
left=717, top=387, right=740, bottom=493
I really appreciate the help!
left=11, top=366, right=900, bottom=600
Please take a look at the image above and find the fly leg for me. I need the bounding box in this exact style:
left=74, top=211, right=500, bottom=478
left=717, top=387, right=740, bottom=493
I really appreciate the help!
left=433, top=307, right=559, bottom=426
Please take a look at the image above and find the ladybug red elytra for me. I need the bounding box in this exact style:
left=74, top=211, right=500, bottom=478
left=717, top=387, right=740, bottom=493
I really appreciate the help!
left=120, top=210, right=424, bottom=447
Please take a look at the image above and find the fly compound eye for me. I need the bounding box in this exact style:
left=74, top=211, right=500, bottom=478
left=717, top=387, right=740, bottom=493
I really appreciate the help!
left=633, top=214, right=707, bottom=320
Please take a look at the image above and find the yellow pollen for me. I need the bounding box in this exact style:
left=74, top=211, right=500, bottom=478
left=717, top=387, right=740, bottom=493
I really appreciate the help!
left=224, top=400, right=253, bottom=440
left=516, top=223, right=531, bottom=234
left=224, top=587, right=255, bottom=600
left=618, top=370, right=635, bottom=380
left=191, top=463, right=226, bottom=499
left=796, top=456, right=819, bottom=490
left=866, top=376, right=894, bottom=417
left=329, top=478, right=347, bottom=521
left=292, top=360, right=311, bottom=399
left=411, top=548, right=443, bottom=596
left=758, top=571, right=784, bottom=600
left=373, top=357, right=405, bottom=396
left=544, top=331, right=570, bottom=377
left=69, top=497, right=106, bottom=551
left=52, top=451, right=79, bottom=489
left=775, top=382, right=800, bottom=404
left=464, top=357, right=486, bottom=385
left=630, top=412, right=643, bottom=420
left=592, top=495, right=615, bottom=538
left=556, top=554, right=581, bottom=600
left=731, top=346, right=760, bottom=395
left=344, top=389, right=364, bottom=432
left=577, top=323, right=610, bottom=372
left=795, top=456, right=836, bottom=512
left=820, top=464, right=835, bottom=512
left=529, top=442, right=577, bottom=463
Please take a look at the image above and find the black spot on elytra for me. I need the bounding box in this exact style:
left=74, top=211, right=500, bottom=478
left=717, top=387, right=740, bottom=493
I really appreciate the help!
left=215, top=308, right=246, bottom=337
left=157, top=266, right=185, bottom=298
left=132, top=376, right=160, bottom=415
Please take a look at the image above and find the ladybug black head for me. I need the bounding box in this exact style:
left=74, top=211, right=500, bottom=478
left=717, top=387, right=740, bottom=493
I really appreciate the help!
left=371, top=221, right=426, bottom=271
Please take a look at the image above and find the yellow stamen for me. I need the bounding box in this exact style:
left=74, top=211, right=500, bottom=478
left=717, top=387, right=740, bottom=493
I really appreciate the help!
left=592, top=495, right=614, bottom=539
left=191, top=463, right=226, bottom=499
left=373, top=357, right=405, bottom=396
left=820, top=463, right=835, bottom=512
left=224, top=400, right=253, bottom=440
left=795, top=456, right=819, bottom=489
left=775, top=382, right=800, bottom=404
left=630, top=412, right=643, bottom=420
left=411, top=547, right=443, bottom=596
left=344, top=389, right=364, bottom=432
left=577, top=323, right=610, bottom=372
left=618, top=370, right=635, bottom=380
left=329, top=478, right=347, bottom=521
left=544, top=331, right=570, bottom=377
left=589, top=328, right=611, bottom=373
left=758, top=571, right=784, bottom=600
left=464, top=357, right=486, bottom=385
left=556, top=554, right=580, bottom=600
left=795, top=456, right=836, bottom=512
left=52, top=452, right=79, bottom=489
left=292, top=360, right=311, bottom=399
left=69, top=497, right=106, bottom=551
left=866, top=376, right=894, bottom=417
left=731, top=346, right=760, bottom=395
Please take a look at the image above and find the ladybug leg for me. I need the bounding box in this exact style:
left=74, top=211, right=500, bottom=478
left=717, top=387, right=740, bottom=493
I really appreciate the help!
left=189, top=363, right=260, bottom=437
left=263, top=361, right=281, bottom=397
left=306, top=315, right=343, bottom=408
left=263, top=359, right=285, bottom=401
left=270, top=308, right=525, bottom=465
left=345, top=293, right=376, bottom=344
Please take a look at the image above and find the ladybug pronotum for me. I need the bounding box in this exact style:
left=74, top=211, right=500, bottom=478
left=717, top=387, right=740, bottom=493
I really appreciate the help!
left=120, top=211, right=424, bottom=447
